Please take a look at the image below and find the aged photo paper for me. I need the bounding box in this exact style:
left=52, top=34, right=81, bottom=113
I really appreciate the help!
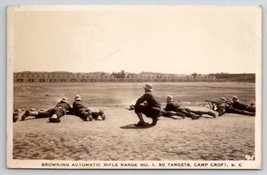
left=7, top=5, right=262, bottom=169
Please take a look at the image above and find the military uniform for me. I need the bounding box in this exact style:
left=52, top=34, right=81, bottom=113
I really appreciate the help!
left=21, top=99, right=72, bottom=123
left=135, top=92, right=162, bottom=119
left=164, top=101, right=216, bottom=119
left=73, top=100, right=93, bottom=121
left=72, top=97, right=105, bottom=121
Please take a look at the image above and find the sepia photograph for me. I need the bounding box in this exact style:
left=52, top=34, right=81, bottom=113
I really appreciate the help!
left=7, top=5, right=262, bottom=169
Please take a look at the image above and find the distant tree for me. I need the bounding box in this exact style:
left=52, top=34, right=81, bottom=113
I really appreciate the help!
left=111, top=70, right=126, bottom=78
left=120, top=70, right=125, bottom=78
left=192, top=73, right=197, bottom=79
left=111, top=72, right=117, bottom=78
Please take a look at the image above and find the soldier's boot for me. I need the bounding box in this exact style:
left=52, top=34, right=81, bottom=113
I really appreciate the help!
left=136, top=112, right=146, bottom=126
left=151, top=117, right=159, bottom=126
left=21, top=110, right=38, bottom=121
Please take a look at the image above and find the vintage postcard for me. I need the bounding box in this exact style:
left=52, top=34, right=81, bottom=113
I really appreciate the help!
left=7, top=5, right=262, bottom=169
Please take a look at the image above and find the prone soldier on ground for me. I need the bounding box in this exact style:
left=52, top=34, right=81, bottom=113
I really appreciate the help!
left=21, top=97, right=72, bottom=123
left=205, top=97, right=255, bottom=116
left=163, top=95, right=217, bottom=120
left=72, top=95, right=106, bottom=121
left=231, top=96, right=255, bottom=114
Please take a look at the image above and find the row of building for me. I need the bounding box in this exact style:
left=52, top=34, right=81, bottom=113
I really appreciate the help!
left=14, top=72, right=216, bottom=83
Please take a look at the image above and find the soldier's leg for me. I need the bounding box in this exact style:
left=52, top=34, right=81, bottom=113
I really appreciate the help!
left=183, top=109, right=201, bottom=120
left=85, top=108, right=93, bottom=121
left=36, top=109, right=54, bottom=118
left=150, top=108, right=161, bottom=126
left=240, top=110, right=255, bottom=116
left=21, top=109, right=39, bottom=121
left=188, top=112, right=201, bottom=120
left=161, top=111, right=173, bottom=118
left=77, top=111, right=86, bottom=121
left=189, top=110, right=216, bottom=118
left=54, top=108, right=65, bottom=118
left=162, top=111, right=185, bottom=119
left=175, top=111, right=186, bottom=118
left=135, top=113, right=146, bottom=126
left=77, top=108, right=90, bottom=121
left=79, top=108, right=93, bottom=121
left=82, top=112, right=92, bottom=121
left=225, top=107, right=238, bottom=114
left=49, top=108, right=65, bottom=123
left=226, top=107, right=254, bottom=116
left=134, top=104, right=147, bottom=125
left=174, top=109, right=187, bottom=119
left=92, top=112, right=98, bottom=119
left=92, top=110, right=106, bottom=120
left=246, top=106, right=256, bottom=113
left=151, top=116, right=158, bottom=126
left=218, top=107, right=226, bottom=116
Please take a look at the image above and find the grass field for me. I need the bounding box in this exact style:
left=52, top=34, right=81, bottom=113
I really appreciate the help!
left=13, top=82, right=255, bottom=109
left=12, top=82, right=256, bottom=161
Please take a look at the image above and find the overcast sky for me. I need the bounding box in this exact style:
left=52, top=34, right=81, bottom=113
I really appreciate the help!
left=10, top=5, right=261, bottom=74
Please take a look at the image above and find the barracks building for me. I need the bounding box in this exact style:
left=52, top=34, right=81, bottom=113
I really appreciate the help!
left=13, top=72, right=216, bottom=83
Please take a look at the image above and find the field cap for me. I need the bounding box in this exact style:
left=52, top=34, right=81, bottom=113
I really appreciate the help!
left=75, top=94, right=81, bottom=101
left=220, top=97, right=227, bottom=101
left=61, top=97, right=68, bottom=103
left=232, top=96, right=238, bottom=101
left=143, top=83, right=153, bottom=92
left=166, top=95, right=174, bottom=102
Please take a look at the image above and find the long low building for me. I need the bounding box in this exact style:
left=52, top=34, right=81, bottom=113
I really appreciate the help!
left=13, top=72, right=216, bottom=83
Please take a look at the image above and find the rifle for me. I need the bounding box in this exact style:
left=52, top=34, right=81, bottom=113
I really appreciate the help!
left=203, top=100, right=220, bottom=111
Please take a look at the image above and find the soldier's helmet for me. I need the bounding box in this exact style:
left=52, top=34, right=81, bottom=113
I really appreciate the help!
left=61, top=97, right=68, bottom=103
left=166, top=95, right=174, bottom=102
left=74, top=95, right=81, bottom=101
left=232, top=96, right=238, bottom=102
left=143, top=83, right=153, bottom=92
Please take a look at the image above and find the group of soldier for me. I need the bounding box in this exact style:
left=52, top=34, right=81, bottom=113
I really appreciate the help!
left=13, top=94, right=105, bottom=123
left=214, top=96, right=255, bottom=116
left=128, top=83, right=256, bottom=127
left=13, top=83, right=256, bottom=127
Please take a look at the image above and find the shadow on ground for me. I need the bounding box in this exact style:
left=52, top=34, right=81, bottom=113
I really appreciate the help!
left=120, top=123, right=152, bottom=129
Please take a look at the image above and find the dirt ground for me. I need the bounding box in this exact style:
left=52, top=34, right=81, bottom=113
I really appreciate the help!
left=12, top=82, right=255, bottom=161
left=13, top=107, right=255, bottom=161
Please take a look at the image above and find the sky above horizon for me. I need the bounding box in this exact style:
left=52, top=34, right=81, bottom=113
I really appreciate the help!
left=11, top=5, right=261, bottom=74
